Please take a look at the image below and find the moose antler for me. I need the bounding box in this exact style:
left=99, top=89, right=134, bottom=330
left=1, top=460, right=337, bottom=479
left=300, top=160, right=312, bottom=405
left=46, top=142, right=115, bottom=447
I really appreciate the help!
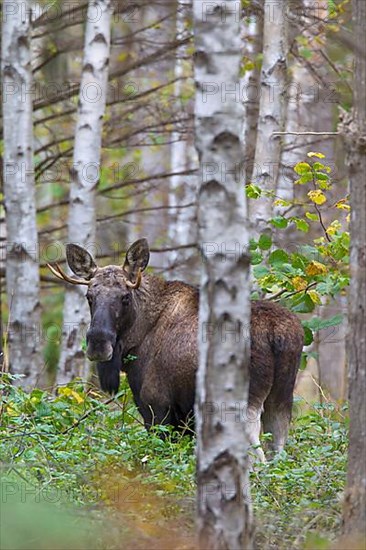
left=47, top=263, right=91, bottom=286
left=125, top=268, right=142, bottom=289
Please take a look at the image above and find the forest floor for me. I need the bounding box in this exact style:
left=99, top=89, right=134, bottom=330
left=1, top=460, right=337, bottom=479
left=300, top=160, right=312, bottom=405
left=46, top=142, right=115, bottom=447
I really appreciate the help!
left=0, top=373, right=350, bottom=550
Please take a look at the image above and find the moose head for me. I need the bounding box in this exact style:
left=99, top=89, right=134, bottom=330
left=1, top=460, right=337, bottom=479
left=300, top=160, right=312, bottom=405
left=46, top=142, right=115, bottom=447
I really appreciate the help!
left=48, top=239, right=150, bottom=391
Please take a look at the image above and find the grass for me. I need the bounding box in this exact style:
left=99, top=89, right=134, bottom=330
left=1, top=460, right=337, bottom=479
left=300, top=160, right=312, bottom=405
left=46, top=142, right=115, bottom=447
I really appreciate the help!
left=0, top=373, right=348, bottom=549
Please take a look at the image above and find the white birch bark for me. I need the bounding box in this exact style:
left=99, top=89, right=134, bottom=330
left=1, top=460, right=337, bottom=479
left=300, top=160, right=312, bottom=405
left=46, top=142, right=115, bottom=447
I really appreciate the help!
left=250, top=0, right=288, bottom=235
left=242, top=14, right=263, bottom=177
left=278, top=0, right=331, bottom=203
left=168, top=0, right=199, bottom=281
left=2, top=0, right=42, bottom=387
left=194, top=1, right=253, bottom=547
left=57, top=0, right=113, bottom=385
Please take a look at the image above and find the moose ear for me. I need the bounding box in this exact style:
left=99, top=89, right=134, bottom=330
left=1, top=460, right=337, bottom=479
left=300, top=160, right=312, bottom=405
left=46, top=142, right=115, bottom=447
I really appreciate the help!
left=123, top=238, right=150, bottom=279
left=66, top=244, right=98, bottom=280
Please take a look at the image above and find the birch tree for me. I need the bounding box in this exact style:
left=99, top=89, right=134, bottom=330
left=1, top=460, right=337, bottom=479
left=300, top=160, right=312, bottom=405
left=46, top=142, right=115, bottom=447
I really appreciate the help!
left=278, top=0, right=333, bottom=202
left=341, top=0, right=366, bottom=537
left=242, top=13, right=263, bottom=177
left=2, top=0, right=43, bottom=386
left=250, top=0, right=287, bottom=234
left=168, top=0, right=199, bottom=280
left=194, top=1, right=253, bottom=547
left=57, top=0, right=113, bottom=385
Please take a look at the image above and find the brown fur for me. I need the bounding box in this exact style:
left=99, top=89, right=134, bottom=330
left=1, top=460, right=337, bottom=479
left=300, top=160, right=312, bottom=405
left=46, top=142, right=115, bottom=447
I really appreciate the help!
left=65, top=240, right=304, bottom=454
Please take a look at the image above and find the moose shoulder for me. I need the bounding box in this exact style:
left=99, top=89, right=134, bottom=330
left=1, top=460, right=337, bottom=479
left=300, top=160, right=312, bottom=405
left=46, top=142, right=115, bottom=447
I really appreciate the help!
left=49, top=239, right=304, bottom=461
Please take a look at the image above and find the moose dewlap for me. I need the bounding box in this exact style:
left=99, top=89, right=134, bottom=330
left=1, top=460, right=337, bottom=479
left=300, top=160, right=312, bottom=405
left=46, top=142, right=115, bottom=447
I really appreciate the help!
left=48, top=238, right=304, bottom=461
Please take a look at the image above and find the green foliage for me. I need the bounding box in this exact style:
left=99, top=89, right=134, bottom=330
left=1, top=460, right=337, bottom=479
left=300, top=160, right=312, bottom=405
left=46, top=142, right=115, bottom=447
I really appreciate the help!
left=0, top=374, right=348, bottom=549
left=1, top=486, right=98, bottom=550
left=123, top=354, right=138, bottom=365
left=0, top=373, right=195, bottom=505
left=247, top=152, right=349, bottom=348
left=253, top=401, right=348, bottom=549
left=41, top=290, right=63, bottom=375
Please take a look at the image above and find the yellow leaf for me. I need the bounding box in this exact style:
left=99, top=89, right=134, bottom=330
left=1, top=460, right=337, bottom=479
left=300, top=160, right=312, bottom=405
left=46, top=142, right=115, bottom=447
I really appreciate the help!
left=70, top=390, right=84, bottom=404
left=308, top=190, right=327, bottom=205
left=58, top=387, right=70, bottom=397
left=335, top=200, right=350, bottom=211
left=292, top=277, right=307, bottom=291
left=307, top=152, right=325, bottom=158
left=243, top=61, right=255, bottom=71
left=326, top=220, right=342, bottom=236
left=308, top=290, right=322, bottom=305
left=306, top=261, right=327, bottom=276
left=58, top=387, right=84, bottom=403
left=117, top=52, right=129, bottom=62
left=274, top=199, right=291, bottom=207
left=6, top=405, right=18, bottom=416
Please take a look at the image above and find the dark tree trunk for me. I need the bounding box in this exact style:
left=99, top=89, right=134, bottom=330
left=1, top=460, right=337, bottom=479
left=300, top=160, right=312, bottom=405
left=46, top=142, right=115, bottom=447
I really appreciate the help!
left=340, top=0, right=366, bottom=539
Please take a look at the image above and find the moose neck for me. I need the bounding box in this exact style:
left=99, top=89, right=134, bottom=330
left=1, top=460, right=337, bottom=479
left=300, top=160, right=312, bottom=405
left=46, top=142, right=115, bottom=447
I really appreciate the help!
left=119, top=273, right=171, bottom=353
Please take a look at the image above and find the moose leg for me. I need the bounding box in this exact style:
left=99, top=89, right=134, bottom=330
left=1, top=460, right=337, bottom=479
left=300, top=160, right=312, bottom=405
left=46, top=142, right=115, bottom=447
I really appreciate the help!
left=262, top=394, right=292, bottom=454
left=246, top=404, right=266, bottom=464
left=140, top=403, right=174, bottom=430
left=262, top=352, right=299, bottom=454
left=139, top=382, right=173, bottom=431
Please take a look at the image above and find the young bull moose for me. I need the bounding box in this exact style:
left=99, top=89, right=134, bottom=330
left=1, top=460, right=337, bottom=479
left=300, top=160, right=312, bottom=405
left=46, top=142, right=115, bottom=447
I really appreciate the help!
left=49, top=239, right=304, bottom=461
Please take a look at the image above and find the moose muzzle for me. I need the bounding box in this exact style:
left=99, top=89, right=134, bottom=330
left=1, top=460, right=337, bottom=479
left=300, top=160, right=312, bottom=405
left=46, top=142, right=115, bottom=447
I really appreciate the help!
left=86, top=328, right=116, bottom=362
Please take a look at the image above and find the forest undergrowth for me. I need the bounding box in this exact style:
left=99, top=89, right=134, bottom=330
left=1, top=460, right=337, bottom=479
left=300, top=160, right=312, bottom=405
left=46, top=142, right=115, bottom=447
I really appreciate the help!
left=1, top=373, right=348, bottom=550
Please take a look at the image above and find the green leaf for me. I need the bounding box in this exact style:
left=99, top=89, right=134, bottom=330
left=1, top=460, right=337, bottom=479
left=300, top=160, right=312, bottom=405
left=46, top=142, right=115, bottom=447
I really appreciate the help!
left=258, top=234, right=272, bottom=250
left=315, top=172, right=330, bottom=181
left=246, top=184, right=262, bottom=199
left=294, top=162, right=312, bottom=175
left=249, top=238, right=258, bottom=251
left=303, top=326, right=314, bottom=346
left=293, top=218, right=310, bottom=232
left=291, top=254, right=307, bottom=270
left=312, top=162, right=326, bottom=171
left=295, top=173, right=314, bottom=185
left=302, top=314, right=344, bottom=332
left=250, top=251, right=263, bottom=265
left=299, top=48, right=312, bottom=59
left=268, top=249, right=289, bottom=266
left=270, top=216, right=288, bottom=229
left=123, top=354, right=138, bottom=365
left=300, top=352, right=308, bottom=370
left=305, top=212, right=318, bottom=221
left=291, top=293, right=316, bottom=313
left=253, top=265, right=270, bottom=279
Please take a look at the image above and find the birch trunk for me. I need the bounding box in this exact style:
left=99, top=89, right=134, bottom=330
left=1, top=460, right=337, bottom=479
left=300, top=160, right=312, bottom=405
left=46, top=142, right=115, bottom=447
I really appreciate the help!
left=250, top=0, right=287, bottom=235
left=341, top=0, right=366, bottom=537
left=278, top=0, right=332, bottom=202
left=2, top=0, right=42, bottom=387
left=194, top=1, right=253, bottom=547
left=242, top=13, right=263, bottom=177
left=168, top=0, right=198, bottom=281
left=57, top=0, right=113, bottom=385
